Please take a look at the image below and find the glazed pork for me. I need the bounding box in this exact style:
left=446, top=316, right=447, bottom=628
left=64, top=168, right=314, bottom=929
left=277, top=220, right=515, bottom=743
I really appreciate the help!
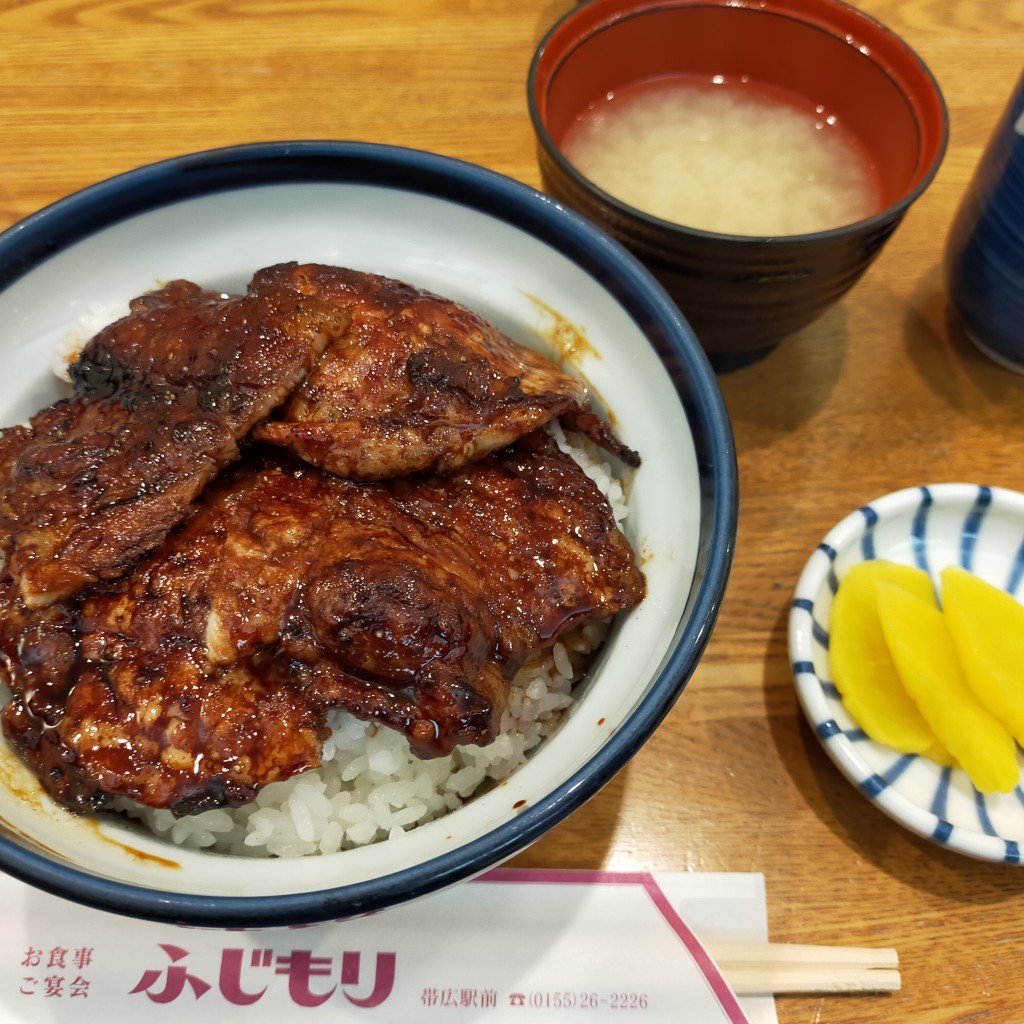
left=0, top=263, right=636, bottom=614
left=0, top=263, right=645, bottom=819
left=0, top=276, right=346, bottom=609
left=252, top=264, right=640, bottom=478
left=2, top=435, right=645, bottom=814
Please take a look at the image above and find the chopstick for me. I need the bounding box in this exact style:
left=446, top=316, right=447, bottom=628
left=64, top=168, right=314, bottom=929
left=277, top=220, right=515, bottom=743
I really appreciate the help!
left=705, top=941, right=901, bottom=996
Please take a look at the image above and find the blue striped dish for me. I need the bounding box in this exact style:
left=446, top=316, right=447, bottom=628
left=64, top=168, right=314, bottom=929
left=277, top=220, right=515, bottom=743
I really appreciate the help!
left=789, top=483, right=1024, bottom=864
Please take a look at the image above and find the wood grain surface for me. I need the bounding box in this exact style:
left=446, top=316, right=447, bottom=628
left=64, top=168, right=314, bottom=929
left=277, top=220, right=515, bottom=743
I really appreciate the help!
left=3, top=0, right=1024, bottom=1020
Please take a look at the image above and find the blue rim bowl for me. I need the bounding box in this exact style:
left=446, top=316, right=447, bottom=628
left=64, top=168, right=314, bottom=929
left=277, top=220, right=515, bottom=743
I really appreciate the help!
left=0, top=141, right=737, bottom=926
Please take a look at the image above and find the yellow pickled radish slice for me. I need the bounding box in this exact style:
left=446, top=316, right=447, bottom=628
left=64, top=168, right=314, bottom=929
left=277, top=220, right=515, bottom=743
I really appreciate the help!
left=877, top=582, right=1019, bottom=794
left=941, top=565, right=1024, bottom=746
left=829, top=560, right=943, bottom=754
left=920, top=741, right=958, bottom=769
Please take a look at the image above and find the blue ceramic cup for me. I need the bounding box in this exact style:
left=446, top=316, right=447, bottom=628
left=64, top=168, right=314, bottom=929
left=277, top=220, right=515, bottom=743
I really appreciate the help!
left=946, top=70, right=1024, bottom=370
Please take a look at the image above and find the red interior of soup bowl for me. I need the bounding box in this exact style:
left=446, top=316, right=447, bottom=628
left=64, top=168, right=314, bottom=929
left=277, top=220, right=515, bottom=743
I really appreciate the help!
left=532, top=0, right=947, bottom=211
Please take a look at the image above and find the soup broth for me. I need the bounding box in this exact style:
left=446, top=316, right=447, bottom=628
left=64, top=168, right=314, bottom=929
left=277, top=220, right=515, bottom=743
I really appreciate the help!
left=562, top=77, right=882, bottom=237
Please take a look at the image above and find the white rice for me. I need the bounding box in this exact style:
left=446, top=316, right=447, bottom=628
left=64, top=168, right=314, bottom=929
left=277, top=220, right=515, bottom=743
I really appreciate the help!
left=111, top=428, right=629, bottom=857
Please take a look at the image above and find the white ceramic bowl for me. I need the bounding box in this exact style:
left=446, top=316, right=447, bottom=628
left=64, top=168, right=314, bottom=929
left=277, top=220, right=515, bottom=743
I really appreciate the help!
left=0, top=142, right=737, bottom=925
left=790, top=482, right=1024, bottom=863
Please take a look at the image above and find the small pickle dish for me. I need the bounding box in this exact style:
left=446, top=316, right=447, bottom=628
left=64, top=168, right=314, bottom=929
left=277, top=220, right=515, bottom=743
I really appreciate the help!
left=790, top=483, right=1024, bottom=864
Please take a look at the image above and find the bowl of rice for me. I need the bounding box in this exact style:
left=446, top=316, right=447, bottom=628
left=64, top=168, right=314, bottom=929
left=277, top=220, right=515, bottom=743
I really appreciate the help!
left=529, top=0, right=948, bottom=369
left=0, top=142, right=737, bottom=927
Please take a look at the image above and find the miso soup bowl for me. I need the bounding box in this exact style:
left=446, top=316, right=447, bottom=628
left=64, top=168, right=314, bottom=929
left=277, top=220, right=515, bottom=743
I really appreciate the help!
left=0, top=142, right=737, bottom=927
left=529, top=0, right=949, bottom=367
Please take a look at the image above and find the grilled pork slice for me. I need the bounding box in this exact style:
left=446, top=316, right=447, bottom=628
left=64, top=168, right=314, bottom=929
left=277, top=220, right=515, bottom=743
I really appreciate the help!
left=0, top=278, right=347, bottom=609
left=2, top=435, right=645, bottom=814
left=252, top=263, right=640, bottom=478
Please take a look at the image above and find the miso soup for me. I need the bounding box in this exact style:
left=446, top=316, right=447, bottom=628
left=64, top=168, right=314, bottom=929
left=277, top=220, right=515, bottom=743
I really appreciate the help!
left=562, top=78, right=881, bottom=237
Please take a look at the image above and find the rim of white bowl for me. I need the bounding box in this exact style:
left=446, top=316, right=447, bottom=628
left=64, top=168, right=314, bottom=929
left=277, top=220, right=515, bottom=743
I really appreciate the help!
left=0, top=141, right=738, bottom=925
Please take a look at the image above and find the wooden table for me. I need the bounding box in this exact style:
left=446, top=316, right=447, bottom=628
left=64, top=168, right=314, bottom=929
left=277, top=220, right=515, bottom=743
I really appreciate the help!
left=3, top=0, right=1023, bottom=1020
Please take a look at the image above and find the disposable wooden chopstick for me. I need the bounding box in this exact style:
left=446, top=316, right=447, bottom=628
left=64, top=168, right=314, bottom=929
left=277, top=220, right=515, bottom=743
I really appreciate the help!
left=705, top=941, right=901, bottom=996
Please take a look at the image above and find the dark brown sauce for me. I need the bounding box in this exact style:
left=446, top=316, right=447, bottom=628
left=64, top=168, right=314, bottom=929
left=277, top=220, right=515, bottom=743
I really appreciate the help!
left=0, top=817, right=65, bottom=858
left=524, top=295, right=623, bottom=431
left=640, top=539, right=654, bottom=567
left=86, top=818, right=181, bottom=870
left=0, top=740, right=47, bottom=813
left=526, top=295, right=600, bottom=365
left=1, top=734, right=179, bottom=869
